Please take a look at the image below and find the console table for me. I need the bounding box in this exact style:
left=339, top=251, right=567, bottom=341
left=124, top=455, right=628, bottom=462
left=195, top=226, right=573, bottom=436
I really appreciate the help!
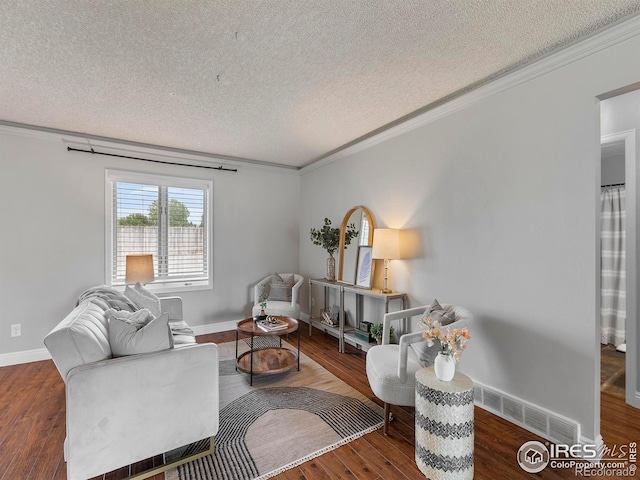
left=308, top=278, right=407, bottom=352
left=415, top=368, right=474, bottom=479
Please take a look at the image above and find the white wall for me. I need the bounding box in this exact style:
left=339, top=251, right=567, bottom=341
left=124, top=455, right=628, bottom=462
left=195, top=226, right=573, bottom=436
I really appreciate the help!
left=0, top=128, right=300, bottom=356
left=300, top=26, right=640, bottom=442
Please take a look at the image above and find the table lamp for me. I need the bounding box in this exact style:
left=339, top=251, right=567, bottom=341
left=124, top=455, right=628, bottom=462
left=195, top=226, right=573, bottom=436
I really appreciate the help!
left=372, top=228, right=400, bottom=294
left=125, top=254, right=155, bottom=285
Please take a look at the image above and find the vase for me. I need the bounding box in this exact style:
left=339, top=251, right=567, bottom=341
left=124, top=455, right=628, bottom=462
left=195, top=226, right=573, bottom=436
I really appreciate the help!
left=434, top=352, right=456, bottom=381
left=326, top=253, right=336, bottom=281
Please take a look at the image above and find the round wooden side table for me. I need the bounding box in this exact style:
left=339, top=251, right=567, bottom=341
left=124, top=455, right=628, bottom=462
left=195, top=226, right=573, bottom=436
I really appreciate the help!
left=415, top=367, right=474, bottom=480
left=235, top=316, right=300, bottom=386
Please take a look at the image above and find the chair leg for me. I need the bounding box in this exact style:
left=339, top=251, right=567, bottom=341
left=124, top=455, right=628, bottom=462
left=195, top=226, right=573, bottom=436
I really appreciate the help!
left=384, top=403, right=390, bottom=435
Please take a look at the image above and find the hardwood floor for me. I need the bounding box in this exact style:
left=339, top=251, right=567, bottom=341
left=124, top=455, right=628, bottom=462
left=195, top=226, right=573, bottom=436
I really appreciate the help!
left=1, top=328, right=639, bottom=479
left=601, top=344, right=625, bottom=398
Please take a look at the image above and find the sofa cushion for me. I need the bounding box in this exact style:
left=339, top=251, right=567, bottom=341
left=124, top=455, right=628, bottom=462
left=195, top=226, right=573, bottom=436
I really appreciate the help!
left=366, top=344, right=421, bottom=406
left=109, top=312, right=172, bottom=357
left=44, top=301, right=113, bottom=382
left=124, top=283, right=162, bottom=317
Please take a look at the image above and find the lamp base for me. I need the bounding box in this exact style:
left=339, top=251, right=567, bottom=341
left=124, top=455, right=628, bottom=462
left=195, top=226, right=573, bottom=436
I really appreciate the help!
left=379, top=287, right=392, bottom=294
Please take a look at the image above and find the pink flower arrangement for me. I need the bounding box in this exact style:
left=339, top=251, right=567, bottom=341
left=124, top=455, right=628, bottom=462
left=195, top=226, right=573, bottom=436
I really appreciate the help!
left=420, top=315, right=471, bottom=361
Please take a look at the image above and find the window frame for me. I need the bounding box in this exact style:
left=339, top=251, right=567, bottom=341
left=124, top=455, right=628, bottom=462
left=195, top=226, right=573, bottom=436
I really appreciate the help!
left=105, top=169, right=213, bottom=293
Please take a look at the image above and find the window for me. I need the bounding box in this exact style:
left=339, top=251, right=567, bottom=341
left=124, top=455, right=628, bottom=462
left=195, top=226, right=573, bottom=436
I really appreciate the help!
left=106, top=170, right=212, bottom=291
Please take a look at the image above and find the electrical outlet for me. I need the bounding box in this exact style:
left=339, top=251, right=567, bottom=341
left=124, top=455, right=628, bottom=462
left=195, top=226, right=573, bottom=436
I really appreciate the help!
left=11, top=324, right=21, bottom=337
left=311, top=297, right=315, bottom=307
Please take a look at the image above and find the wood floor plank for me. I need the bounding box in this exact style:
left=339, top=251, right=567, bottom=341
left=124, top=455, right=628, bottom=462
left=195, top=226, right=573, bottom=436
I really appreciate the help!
left=297, top=458, right=332, bottom=480
left=52, top=456, right=67, bottom=480
left=24, top=409, right=66, bottom=480
left=313, top=449, right=358, bottom=480
left=278, top=465, right=308, bottom=480
left=347, top=436, right=415, bottom=480
left=331, top=443, right=379, bottom=480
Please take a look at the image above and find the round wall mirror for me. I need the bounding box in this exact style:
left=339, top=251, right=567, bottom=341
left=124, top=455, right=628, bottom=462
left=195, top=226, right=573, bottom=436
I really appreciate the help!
left=337, top=206, right=376, bottom=284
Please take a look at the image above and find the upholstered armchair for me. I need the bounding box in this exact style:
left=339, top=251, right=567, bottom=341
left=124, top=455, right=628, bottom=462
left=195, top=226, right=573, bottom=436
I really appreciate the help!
left=252, top=273, right=304, bottom=318
left=365, top=303, right=473, bottom=434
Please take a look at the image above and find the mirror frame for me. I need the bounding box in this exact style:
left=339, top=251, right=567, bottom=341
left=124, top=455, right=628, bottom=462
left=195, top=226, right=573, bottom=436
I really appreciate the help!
left=337, top=205, right=376, bottom=284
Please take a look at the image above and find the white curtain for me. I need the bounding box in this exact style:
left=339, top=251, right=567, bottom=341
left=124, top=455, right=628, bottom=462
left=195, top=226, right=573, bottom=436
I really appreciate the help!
left=601, top=185, right=626, bottom=346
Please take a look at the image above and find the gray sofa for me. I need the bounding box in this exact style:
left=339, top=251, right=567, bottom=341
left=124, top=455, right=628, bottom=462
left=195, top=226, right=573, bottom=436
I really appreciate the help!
left=44, top=286, right=219, bottom=480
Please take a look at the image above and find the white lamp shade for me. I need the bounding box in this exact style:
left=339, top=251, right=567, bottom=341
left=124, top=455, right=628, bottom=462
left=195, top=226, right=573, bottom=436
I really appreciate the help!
left=372, top=229, right=401, bottom=260
left=125, top=254, right=155, bottom=284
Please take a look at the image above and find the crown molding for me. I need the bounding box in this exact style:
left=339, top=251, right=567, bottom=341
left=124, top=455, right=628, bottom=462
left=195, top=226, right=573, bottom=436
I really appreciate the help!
left=301, top=12, right=640, bottom=175
left=0, top=121, right=300, bottom=175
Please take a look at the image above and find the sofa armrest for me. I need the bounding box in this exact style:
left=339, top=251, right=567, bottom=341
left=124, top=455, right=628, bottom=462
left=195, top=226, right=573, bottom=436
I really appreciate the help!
left=65, top=343, right=218, bottom=480
left=160, top=296, right=183, bottom=321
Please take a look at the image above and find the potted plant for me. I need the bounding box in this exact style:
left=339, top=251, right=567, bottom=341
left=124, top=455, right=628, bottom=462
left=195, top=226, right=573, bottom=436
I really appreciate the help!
left=256, top=284, right=268, bottom=320
left=370, top=323, right=394, bottom=344
left=310, top=217, right=358, bottom=280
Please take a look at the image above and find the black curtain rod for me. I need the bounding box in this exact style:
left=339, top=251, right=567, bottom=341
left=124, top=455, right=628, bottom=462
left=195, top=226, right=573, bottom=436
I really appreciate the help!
left=602, top=182, right=625, bottom=188
left=67, top=146, right=238, bottom=172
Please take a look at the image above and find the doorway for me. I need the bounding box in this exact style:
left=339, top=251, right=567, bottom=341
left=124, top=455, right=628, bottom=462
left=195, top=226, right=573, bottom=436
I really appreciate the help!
left=600, top=137, right=627, bottom=399
left=599, top=89, right=639, bottom=408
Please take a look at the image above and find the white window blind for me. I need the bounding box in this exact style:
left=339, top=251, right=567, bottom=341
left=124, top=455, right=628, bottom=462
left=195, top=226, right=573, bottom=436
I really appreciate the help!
left=106, top=170, right=212, bottom=291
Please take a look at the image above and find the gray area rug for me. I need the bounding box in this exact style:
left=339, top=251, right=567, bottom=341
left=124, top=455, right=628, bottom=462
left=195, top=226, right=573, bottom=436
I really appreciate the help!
left=166, top=340, right=383, bottom=480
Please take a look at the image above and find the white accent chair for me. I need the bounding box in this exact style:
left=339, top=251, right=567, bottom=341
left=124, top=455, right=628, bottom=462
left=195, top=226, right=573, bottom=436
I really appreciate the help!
left=365, top=303, right=473, bottom=434
left=251, top=273, right=304, bottom=318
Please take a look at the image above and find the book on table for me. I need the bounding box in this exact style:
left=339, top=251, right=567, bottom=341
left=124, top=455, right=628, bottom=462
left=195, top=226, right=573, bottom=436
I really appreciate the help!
left=257, top=317, right=288, bottom=332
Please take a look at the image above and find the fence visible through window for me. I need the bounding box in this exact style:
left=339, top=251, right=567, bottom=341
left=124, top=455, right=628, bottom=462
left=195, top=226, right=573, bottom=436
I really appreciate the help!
left=114, top=226, right=206, bottom=282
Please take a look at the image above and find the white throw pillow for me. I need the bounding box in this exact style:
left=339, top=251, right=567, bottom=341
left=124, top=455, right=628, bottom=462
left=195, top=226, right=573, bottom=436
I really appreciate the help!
left=124, top=283, right=162, bottom=317
left=422, top=299, right=455, bottom=325
left=268, top=273, right=295, bottom=302
left=109, top=312, right=171, bottom=357
left=105, top=308, right=153, bottom=329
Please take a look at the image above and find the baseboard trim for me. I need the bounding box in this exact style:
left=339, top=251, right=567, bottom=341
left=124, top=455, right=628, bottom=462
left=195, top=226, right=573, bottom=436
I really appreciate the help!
left=0, top=347, right=51, bottom=367
left=191, top=320, right=239, bottom=336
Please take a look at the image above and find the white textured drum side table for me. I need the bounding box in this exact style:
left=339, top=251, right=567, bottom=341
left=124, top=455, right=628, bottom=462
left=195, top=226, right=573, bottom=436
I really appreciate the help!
left=415, top=368, right=474, bottom=479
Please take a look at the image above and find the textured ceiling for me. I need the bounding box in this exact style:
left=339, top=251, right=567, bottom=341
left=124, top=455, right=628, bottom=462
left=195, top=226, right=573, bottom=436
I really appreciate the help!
left=1, top=1, right=640, bottom=168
